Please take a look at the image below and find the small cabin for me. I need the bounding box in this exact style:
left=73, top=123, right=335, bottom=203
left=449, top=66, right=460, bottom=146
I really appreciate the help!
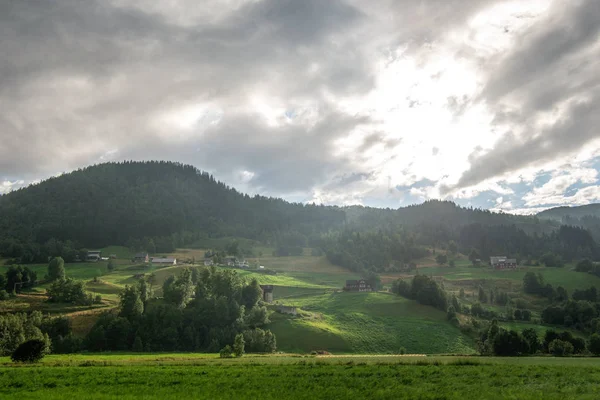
left=490, top=256, right=517, bottom=269
left=86, top=251, right=102, bottom=262
left=344, top=279, right=373, bottom=292
left=133, top=252, right=149, bottom=263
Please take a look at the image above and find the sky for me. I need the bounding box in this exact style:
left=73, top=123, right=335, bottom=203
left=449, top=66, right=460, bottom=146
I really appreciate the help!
left=1, top=0, right=599, bottom=214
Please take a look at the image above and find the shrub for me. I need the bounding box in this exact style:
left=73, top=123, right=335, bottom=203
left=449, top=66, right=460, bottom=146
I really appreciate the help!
left=233, top=333, right=245, bottom=357
left=548, top=339, right=574, bottom=357
left=11, top=339, right=48, bottom=363
left=0, top=290, right=8, bottom=301
left=220, top=345, right=233, bottom=358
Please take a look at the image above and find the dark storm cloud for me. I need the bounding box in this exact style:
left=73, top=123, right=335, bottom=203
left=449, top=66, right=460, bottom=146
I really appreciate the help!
left=450, top=0, right=600, bottom=191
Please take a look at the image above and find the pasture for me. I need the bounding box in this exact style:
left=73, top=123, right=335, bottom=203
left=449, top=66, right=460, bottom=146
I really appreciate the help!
left=1, top=354, right=600, bottom=399
left=268, top=291, right=476, bottom=354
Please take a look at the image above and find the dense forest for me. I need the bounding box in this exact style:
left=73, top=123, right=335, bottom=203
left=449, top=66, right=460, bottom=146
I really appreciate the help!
left=1, top=161, right=599, bottom=272
left=0, top=161, right=345, bottom=262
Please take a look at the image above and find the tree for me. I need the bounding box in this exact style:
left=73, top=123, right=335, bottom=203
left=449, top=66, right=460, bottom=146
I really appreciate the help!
left=478, top=287, right=488, bottom=303
left=548, top=339, right=573, bottom=357
left=241, top=279, right=262, bottom=310
left=435, top=254, right=448, bottom=265
left=137, top=278, right=153, bottom=305
left=459, top=288, right=465, bottom=299
left=11, top=339, right=48, bottom=363
left=447, top=241, right=457, bottom=255
left=589, top=333, right=600, bottom=356
left=107, top=259, right=115, bottom=272
left=555, top=286, right=568, bottom=302
left=468, top=248, right=480, bottom=263
left=451, top=295, right=461, bottom=313
left=493, top=329, right=529, bottom=356
left=47, top=257, right=66, bottom=281
left=522, top=328, right=540, bottom=354
left=540, top=253, right=564, bottom=268
left=163, top=269, right=194, bottom=308
left=225, top=240, right=240, bottom=256
left=119, top=285, right=144, bottom=320
left=523, top=272, right=542, bottom=294
left=233, top=333, right=245, bottom=357
left=132, top=335, right=144, bottom=352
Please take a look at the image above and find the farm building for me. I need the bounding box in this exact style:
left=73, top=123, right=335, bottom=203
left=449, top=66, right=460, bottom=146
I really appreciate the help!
left=203, top=258, right=214, bottom=266
left=225, top=257, right=236, bottom=266
left=151, top=257, right=177, bottom=265
left=490, top=256, right=517, bottom=269
left=344, top=279, right=374, bottom=292
left=86, top=251, right=102, bottom=262
left=260, top=285, right=274, bottom=303
left=133, top=252, right=149, bottom=263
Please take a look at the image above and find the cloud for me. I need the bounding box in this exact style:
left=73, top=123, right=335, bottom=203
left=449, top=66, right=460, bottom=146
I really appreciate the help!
left=0, top=0, right=598, bottom=212
left=451, top=0, right=600, bottom=191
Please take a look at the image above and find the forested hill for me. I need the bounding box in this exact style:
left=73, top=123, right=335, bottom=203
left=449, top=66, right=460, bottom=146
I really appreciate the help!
left=538, top=204, right=600, bottom=221
left=1, top=161, right=598, bottom=268
left=0, top=161, right=345, bottom=249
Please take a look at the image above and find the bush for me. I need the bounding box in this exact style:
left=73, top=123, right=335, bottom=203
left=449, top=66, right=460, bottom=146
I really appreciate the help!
left=0, top=290, right=8, bottom=301
left=11, top=339, right=48, bottom=363
left=220, top=345, right=233, bottom=358
left=233, top=333, right=245, bottom=357
left=548, top=339, right=574, bottom=357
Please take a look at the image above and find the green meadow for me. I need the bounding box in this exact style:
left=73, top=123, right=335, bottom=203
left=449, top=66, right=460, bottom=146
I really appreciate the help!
left=2, top=355, right=600, bottom=399
left=268, top=291, right=475, bottom=354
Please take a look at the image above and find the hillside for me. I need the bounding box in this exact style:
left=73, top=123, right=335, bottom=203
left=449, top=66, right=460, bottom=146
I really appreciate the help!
left=0, top=161, right=345, bottom=251
left=538, top=204, right=600, bottom=221
left=1, top=161, right=598, bottom=268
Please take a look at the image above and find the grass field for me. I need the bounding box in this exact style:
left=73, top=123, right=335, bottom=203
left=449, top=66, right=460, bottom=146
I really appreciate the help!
left=2, top=354, right=600, bottom=399
left=6, top=246, right=600, bottom=357
left=413, top=264, right=600, bottom=292
left=268, top=291, right=475, bottom=354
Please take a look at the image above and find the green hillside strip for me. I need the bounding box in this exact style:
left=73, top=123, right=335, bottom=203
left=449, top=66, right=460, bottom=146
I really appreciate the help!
left=269, top=292, right=475, bottom=354
left=416, top=265, right=600, bottom=292
left=1, top=262, right=109, bottom=282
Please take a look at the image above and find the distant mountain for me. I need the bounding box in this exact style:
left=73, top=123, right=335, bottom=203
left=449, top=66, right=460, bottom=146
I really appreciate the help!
left=537, top=204, right=600, bottom=221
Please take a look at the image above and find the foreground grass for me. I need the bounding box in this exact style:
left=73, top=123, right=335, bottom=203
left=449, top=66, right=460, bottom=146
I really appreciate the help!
left=2, top=355, right=600, bottom=399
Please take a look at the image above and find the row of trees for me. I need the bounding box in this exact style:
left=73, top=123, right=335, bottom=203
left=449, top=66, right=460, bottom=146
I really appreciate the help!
left=478, top=321, right=592, bottom=356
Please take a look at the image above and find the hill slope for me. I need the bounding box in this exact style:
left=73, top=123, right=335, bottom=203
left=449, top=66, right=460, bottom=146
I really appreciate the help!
left=0, top=161, right=345, bottom=248
left=2, top=161, right=598, bottom=267
left=538, top=204, right=600, bottom=220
